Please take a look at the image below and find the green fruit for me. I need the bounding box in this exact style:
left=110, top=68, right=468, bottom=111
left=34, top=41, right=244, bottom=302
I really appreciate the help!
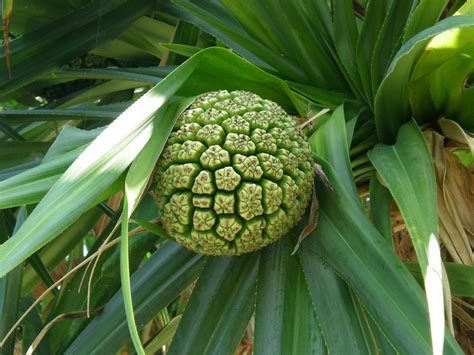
left=154, top=90, right=315, bottom=255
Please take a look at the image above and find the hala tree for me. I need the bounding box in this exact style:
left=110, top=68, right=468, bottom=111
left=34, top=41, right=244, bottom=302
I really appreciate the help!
left=0, top=1, right=473, bottom=354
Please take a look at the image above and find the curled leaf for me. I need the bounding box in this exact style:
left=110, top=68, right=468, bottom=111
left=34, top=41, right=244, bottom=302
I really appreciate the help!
left=292, top=186, right=319, bottom=255
left=313, top=162, right=339, bottom=196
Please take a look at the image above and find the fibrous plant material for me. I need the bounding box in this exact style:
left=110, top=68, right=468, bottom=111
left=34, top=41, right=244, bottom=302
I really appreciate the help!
left=154, top=90, right=315, bottom=255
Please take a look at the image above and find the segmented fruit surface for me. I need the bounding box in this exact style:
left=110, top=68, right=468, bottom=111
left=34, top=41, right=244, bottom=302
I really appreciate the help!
left=154, top=90, right=315, bottom=255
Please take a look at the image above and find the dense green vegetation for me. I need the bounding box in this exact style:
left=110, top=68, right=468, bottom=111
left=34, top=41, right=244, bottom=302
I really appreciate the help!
left=0, top=1, right=472, bottom=354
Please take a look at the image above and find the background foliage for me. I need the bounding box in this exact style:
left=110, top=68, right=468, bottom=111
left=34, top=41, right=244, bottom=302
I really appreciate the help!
left=0, top=1, right=473, bottom=354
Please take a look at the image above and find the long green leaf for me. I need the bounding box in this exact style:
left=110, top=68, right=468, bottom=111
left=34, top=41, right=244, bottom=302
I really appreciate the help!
left=48, top=222, right=157, bottom=351
left=308, top=108, right=452, bottom=352
left=163, top=43, right=202, bottom=58
left=120, top=197, right=144, bottom=354
left=370, top=0, right=416, bottom=95
left=0, top=125, right=104, bottom=208
left=374, top=16, right=474, bottom=143
left=309, top=105, right=358, bottom=200
left=8, top=0, right=86, bottom=34
left=369, top=174, right=392, bottom=242
left=0, top=161, right=41, bottom=182
left=369, top=121, right=447, bottom=354
left=119, top=99, right=192, bottom=354
left=0, top=148, right=83, bottom=209
left=91, top=15, right=175, bottom=64
left=255, top=237, right=326, bottom=355
left=0, top=141, right=48, bottom=178
left=0, top=207, right=26, bottom=355
left=304, top=109, right=384, bottom=354
left=0, top=108, right=120, bottom=123
left=355, top=0, right=390, bottom=104
left=332, top=0, right=364, bottom=99
left=169, top=0, right=305, bottom=80
left=403, top=0, right=449, bottom=42
left=289, top=82, right=354, bottom=110
left=113, top=16, right=175, bottom=60
left=351, top=297, right=397, bottom=355
left=250, top=0, right=346, bottom=90
left=0, top=98, right=165, bottom=272
left=299, top=246, right=372, bottom=354
left=169, top=254, right=259, bottom=355
left=21, top=208, right=102, bottom=295
left=53, top=80, right=146, bottom=109
left=42, top=67, right=171, bottom=83
left=165, top=20, right=202, bottom=65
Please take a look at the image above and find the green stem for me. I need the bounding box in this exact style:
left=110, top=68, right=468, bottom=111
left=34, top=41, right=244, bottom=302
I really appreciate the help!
left=350, top=136, right=377, bottom=157
left=120, top=196, right=145, bottom=355
left=351, top=155, right=370, bottom=169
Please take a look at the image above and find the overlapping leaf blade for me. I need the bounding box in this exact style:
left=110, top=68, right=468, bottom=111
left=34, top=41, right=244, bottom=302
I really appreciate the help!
left=370, top=0, right=416, bottom=95
left=0, top=208, right=26, bottom=355
left=299, top=247, right=370, bottom=354
left=0, top=108, right=120, bottom=123
left=20, top=208, right=102, bottom=295
left=408, top=24, right=474, bottom=130
left=309, top=105, right=358, bottom=199
left=0, top=125, right=103, bottom=208
left=303, top=168, right=461, bottom=354
left=8, top=0, right=88, bottom=34
left=171, top=0, right=351, bottom=92
left=0, top=0, right=154, bottom=98
left=369, top=175, right=392, bottom=242
left=305, top=110, right=462, bottom=353
left=167, top=0, right=303, bottom=77
left=0, top=1, right=470, bottom=352
left=255, top=237, right=326, bottom=355
left=332, top=0, right=364, bottom=99
left=45, top=199, right=156, bottom=352
left=0, top=141, right=49, bottom=170
left=65, top=242, right=205, bottom=354
left=169, top=254, right=259, bottom=355
left=369, top=121, right=449, bottom=354
left=355, top=0, right=390, bottom=104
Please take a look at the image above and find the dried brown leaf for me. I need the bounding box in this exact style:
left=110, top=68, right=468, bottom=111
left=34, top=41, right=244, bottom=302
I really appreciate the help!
left=424, top=131, right=473, bottom=264
left=313, top=162, right=338, bottom=195
left=292, top=186, right=319, bottom=255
